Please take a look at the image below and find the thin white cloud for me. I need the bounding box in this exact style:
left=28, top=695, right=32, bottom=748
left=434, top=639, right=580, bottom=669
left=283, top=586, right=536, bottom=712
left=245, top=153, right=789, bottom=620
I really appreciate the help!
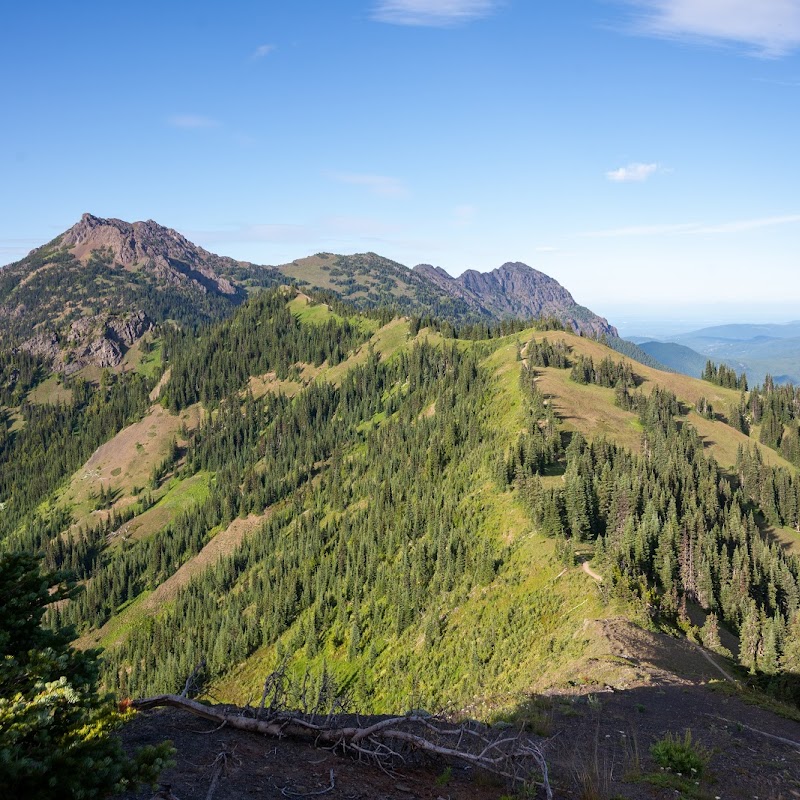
left=606, top=162, right=660, bottom=182
left=326, top=171, right=408, bottom=198
left=371, top=0, right=499, bottom=27
left=233, top=133, right=258, bottom=147
left=0, top=244, right=37, bottom=262
left=697, top=213, right=800, bottom=233
left=167, top=114, right=220, bottom=129
left=189, top=215, right=401, bottom=246
left=582, top=222, right=698, bottom=238
left=535, top=245, right=560, bottom=253
left=251, top=43, right=275, bottom=59
left=582, top=213, right=800, bottom=237
left=322, top=215, right=402, bottom=237
left=624, top=0, right=800, bottom=57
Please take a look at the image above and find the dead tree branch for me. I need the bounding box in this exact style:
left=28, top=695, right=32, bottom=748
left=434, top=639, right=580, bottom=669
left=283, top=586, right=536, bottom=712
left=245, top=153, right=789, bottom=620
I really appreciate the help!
left=133, top=694, right=552, bottom=798
left=204, top=748, right=228, bottom=800
left=180, top=659, right=206, bottom=699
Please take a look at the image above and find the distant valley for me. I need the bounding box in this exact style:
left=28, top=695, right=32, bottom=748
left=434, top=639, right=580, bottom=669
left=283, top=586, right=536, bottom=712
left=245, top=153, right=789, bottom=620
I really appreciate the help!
left=630, top=320, right=800, bottom=385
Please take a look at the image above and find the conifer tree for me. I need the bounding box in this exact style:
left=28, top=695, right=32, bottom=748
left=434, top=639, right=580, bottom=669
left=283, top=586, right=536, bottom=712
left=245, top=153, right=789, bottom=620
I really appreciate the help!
left=0, top=552, right=172, bottom=798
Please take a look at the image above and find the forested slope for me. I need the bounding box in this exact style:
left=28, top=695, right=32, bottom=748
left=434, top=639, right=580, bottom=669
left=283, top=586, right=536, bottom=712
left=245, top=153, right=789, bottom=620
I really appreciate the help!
left=1, top=287, right=799, bottom=717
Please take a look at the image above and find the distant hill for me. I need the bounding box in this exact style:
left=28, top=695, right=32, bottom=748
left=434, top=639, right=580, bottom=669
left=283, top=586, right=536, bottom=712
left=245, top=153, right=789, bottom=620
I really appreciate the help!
left=674, top=321, right=800, bottom=341
left=661, top=321, right=800, bottom=386
left=637, top=340, right=709, bottom=378
left=603, top=337, right=671, bottom=371
left=275, top=252, right=489, bottom=324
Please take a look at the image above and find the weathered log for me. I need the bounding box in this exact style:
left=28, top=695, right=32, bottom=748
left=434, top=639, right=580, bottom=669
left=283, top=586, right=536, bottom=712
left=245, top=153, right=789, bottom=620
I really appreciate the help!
left=132, top=694, right=552, bottom=798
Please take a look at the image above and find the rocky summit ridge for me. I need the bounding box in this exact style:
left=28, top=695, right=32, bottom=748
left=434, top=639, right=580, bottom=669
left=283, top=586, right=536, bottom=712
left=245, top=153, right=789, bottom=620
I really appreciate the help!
left=414, top=261, right=617, bottom=337
left=0, top=214, right=263, bottom=373
left=61, top=213, right=240, bottom=296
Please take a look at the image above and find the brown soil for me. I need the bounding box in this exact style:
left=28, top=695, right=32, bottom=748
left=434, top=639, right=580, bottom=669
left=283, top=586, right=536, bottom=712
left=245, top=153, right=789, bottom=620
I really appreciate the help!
left=59, top=403, right=201, bottom=530
left=149, top=368, right=172, bottom=402
left=140, top=510, right=275, bottom=612
left=118, top=619, right=800, bottom=799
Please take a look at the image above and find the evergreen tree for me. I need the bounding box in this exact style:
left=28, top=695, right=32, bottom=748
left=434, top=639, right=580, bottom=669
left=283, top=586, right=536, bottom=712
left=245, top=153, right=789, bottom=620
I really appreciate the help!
left=0, top=552, right=173, bottom=798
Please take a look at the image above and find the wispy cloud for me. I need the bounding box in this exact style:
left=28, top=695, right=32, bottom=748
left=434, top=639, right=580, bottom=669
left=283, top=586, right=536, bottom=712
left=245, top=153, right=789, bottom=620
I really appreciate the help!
left=606, top=162, right=660, bottom=182
left=582, top=213, right=800, bottom=237
left=326, top=171, right=409, bottom=198
left=322, top=215, right=402, bottom=237
left=371, top=0, right=500, bottom=27
left=0, top=240, right=43, bottom=263
left=623, top=0, right=800, bottom=57
left=251, top=43, right=275, bottom=60
left=699, top=213, right=800, bottom=233
left=190, top=224, right=310, bottom=244
left=167, top=114, right=220, bottom=129
left=582, top=222, right=699, bottom=238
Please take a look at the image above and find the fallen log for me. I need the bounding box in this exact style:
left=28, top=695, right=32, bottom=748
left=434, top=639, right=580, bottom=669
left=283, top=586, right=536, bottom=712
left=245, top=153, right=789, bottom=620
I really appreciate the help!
left=133, top=694, right=552, bottom=799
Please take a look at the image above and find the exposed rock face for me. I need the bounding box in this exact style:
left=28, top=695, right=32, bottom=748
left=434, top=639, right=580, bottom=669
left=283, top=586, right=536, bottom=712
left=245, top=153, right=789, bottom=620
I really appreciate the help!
left=20, top=311, right=152, bottom=374
left=107, top=310, right=151, bottom=347
left=0, top=213, right=258, bottom=373
left=81, top=336, right=123, bottom=370
left=4, top=214, right=617, bottom=374
left=61, top=213, right=240, bottom=296
left=20, top=331, right=60, bottom=363
left=412, top=264, right=484, bottom=307
left=413, top=261, right=617, bottom=337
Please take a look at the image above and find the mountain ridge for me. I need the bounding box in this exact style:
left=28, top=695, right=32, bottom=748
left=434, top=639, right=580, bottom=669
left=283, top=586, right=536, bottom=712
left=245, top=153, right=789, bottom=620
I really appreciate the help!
left=637, top=320, right=800, bottom=385
left=422, top=260, right=618, bottom=337
left=0, top=214, right=616, bottom=375
left=3, top=281, right=800, bottom=799
left=60, top=213, right=243, bottom=296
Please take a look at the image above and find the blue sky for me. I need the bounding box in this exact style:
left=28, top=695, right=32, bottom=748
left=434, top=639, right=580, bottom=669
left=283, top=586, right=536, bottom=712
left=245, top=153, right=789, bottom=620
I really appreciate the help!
left=2, top=1, right=799, bottom=325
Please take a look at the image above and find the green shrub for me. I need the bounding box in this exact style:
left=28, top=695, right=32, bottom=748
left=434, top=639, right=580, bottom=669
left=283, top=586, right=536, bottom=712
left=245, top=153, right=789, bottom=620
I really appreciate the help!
left=650, top=730, right=708, bottom=776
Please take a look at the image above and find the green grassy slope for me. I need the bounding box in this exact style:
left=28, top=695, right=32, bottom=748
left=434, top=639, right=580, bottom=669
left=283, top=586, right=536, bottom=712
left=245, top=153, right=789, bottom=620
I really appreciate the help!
left=277, top=253, right=487, bottom=323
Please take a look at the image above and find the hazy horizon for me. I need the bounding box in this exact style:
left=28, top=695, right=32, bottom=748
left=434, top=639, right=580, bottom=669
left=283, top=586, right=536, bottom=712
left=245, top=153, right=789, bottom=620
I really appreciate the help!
left=2, top=218, right=797, bottom=335
left=596, top=303, right=800, bottom=338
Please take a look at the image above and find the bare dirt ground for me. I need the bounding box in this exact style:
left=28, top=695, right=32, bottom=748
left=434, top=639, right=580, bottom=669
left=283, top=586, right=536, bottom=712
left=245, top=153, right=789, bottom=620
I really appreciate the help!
left=140, top=510, right=275, bottom=612
left=58, top=403, right=201, bottom=530
left=118, top=619, right=800, bottom=800
left=120, top=707, right=506, bottom=800
left=119, top=680, right=800, bottom=800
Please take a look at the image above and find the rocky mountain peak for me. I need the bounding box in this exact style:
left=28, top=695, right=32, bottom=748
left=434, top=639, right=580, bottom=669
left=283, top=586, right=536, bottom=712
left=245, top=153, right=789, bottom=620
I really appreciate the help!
left=60, top=213, right=238, bottom=296
left=413, top=263, right=452, bottom=281
left=411, top=260, right=617, bottom=337
left=0, top=214, right=263, bottom=373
